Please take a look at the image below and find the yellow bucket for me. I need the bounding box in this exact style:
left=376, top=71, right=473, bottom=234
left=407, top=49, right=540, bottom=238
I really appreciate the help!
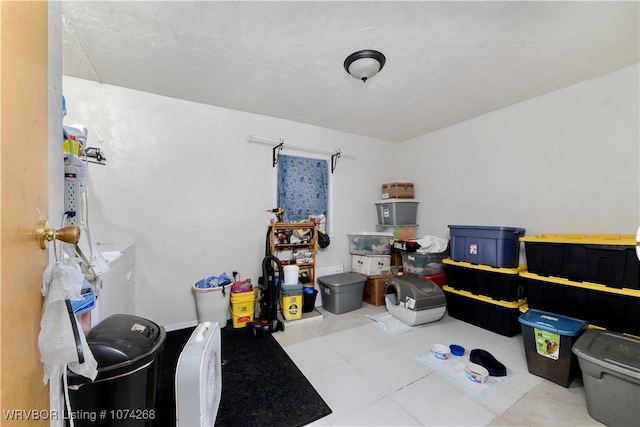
left=281, top=294, right=302, bottom=321
left=230, top=291, right=255, bottom=328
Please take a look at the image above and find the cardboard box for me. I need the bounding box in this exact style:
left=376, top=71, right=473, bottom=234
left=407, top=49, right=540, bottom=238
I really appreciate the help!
left=362, top=275, right=389, bottom=306
left=382, top=182, right=414, bottom=199
left=351, top=254, right=391, bottom=276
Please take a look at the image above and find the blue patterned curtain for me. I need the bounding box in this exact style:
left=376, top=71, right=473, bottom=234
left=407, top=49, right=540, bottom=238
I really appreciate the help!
left=277, top=154, right=328, bottom=224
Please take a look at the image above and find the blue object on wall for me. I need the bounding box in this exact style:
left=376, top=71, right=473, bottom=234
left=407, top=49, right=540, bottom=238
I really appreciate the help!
left=277, top=154, right=328, bottom=223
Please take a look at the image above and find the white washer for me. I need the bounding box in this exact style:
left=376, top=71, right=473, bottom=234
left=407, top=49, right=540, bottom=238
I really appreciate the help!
left=91, top=242, right=136, bottom=327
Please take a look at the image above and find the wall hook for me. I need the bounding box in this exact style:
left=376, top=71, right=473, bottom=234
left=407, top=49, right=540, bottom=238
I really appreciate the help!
left=272, top=141, right=284, bottom=167
left=331, top=151, right=341, bottom=173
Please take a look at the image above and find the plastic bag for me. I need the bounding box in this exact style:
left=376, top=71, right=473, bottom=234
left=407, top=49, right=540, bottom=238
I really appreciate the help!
left=317, top=229, right=330, bottom=249
left=39, top=261, right=97, bottom=384
left=231, top=279, right=253, bottom=293
left=415, top=235, right=449, bottom=254
left=194, top=272, right=233, bottom=289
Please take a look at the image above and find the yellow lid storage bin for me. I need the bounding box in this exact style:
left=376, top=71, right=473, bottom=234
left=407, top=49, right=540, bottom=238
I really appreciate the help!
left=442, top=285, right=526, bottom=337
left=521, top=234, right=639, bottom=289
left=521, top=271, right=640, bottom=336
left=443, top=258, right=525, bottom=302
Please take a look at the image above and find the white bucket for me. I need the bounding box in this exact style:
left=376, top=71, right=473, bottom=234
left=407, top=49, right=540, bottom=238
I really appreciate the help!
left=283, top=265, right=300, bottom=285
left=193, top=283, right=231, bottom=327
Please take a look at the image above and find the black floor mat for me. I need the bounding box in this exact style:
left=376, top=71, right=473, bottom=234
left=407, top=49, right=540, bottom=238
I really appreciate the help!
left=154, top=324, right=331, bottom=427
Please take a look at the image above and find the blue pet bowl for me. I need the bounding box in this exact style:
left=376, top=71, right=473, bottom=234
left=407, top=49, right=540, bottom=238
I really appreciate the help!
left=450, top=344, right=465, bottom=356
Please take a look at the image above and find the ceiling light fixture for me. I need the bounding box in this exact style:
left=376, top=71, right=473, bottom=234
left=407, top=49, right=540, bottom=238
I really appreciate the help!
left=343, top=49, right=386, bottom=82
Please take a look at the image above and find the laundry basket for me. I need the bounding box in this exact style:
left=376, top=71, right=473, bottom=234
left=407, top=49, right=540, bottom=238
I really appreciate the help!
left=193, top=282, right=231, bottom=328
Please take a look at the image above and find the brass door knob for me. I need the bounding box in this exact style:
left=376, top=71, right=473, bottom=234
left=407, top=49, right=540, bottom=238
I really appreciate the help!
left=37, top=220, right=80, bottom=249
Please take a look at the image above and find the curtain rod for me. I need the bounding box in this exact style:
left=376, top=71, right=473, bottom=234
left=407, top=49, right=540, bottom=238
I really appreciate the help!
left=247, top=135, right=356, bottom=160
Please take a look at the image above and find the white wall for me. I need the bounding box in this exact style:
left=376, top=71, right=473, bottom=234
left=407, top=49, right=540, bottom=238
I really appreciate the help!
left=63, top=64, right=639, bottom=326
left=402, top=64, right=639, bottom=241
left=62, top=77, right=397, bottom=326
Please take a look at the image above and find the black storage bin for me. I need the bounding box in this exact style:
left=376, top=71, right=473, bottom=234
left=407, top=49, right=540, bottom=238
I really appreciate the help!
left=443, top=258, right=524, bottom=302
left=66, top=314, right=166, bottom=427
left=522, top=271, right=640, bottom=336
left=443, top=285, right=525, bottom=337
left=521, top=234, right=640, bottom=289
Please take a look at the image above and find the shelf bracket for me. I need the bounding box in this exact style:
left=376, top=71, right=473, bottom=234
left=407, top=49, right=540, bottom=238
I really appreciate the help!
left=331, top=151, right=341, bottom=173
left=272, top=141, right=284, bottom=167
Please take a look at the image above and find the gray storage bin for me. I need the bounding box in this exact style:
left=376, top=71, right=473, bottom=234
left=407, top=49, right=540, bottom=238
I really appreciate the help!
left=572, top=329, right=640, bottom=427
left=281, top=283, right=303, bottom=296
left=317, top=272, right=366, bottom=314
left=375, top=200, right=419, bottom=225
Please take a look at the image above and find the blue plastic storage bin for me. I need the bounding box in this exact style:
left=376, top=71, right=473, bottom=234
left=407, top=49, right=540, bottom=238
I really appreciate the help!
left=448, top=225, right=525, bottom=268
left=518, top=309, right=588, bottom=387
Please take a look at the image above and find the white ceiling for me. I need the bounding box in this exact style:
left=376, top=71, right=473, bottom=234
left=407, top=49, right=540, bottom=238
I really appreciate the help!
left=62, top=1, right=639, bottom=143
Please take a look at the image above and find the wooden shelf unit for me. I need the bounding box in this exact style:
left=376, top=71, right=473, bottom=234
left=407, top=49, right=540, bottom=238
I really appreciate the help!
left=269, top=219, right=317, bottom=285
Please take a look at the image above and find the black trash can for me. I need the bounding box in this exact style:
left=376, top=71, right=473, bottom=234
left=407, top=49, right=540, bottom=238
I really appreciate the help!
left=65, top=314, right=166, bottom=426
left=302, top=287, right=318, bottom=313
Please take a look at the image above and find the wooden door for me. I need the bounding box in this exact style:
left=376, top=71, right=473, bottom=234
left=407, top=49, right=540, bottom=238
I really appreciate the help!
left=1, top=1, right=50, bottom=424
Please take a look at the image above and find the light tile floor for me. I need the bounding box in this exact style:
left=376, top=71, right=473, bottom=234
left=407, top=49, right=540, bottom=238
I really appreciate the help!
left=274, top=304, right=604, bottom=427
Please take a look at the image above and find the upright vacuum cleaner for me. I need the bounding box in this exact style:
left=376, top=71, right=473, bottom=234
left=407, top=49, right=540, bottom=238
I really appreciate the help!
left=250, top=254, right=285, bottom=337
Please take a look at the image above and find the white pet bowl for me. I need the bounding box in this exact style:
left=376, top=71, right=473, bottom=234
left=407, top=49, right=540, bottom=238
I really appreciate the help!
left=431, top=343, right=451, bottom=360
left=465, top=363, right=489, bottom=383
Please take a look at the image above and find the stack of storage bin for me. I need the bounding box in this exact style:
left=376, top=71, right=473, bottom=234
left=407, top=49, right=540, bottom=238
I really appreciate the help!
left=347, top=232, right=393, bottom=306
left=374, top=198, right=419, bottom=239
left=519, top=234, right=640, bottom=336
left=374, top=197, right=420, bottom=240
left=374, top=182, right=420, bottom=268
left=518, top=233, right=640, bottom=390
left=442, top=225, right=527, bottom=337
